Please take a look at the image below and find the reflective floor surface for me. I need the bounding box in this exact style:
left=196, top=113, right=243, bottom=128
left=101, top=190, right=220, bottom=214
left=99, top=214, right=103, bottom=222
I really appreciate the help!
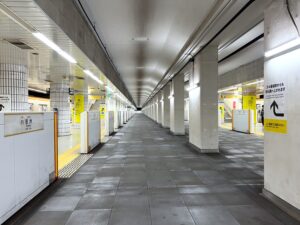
left=5, top=114, right=299, bottom=225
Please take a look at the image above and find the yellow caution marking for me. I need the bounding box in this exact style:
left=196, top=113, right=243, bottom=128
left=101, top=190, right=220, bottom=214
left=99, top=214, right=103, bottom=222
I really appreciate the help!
left=264, top=119, right=287, bottom=134
left=58, top=144, right=81, bottom=170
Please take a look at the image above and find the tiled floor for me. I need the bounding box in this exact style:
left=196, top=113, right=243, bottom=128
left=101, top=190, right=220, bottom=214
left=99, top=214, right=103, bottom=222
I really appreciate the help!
left=5, top=114, right=299, bottom=225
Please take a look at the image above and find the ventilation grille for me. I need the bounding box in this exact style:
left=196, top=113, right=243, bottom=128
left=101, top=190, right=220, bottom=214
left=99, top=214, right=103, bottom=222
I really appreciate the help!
left=6, top=40, right=33, bottom=50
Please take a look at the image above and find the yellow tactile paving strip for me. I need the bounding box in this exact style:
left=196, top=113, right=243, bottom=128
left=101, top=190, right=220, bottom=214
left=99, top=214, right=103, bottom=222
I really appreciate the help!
left=58, top=144, right=81, bottom=170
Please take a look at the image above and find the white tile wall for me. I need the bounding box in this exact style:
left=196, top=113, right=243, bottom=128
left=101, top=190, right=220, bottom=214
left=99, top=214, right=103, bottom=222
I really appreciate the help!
left=50, top=82, right=71, bottom=136
left=0, top=41, right=29, bottom=112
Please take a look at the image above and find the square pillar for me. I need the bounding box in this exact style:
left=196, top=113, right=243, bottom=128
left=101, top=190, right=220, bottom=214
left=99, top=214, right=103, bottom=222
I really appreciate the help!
left=263, top=0, right=300, bottom=213
left=162, top=84, right=170, bottom=128
left=189, top=45, right=219, bottom=153
left=157, top=93, right=162, bottom=125
left=170, top=73, right=185, bottom=135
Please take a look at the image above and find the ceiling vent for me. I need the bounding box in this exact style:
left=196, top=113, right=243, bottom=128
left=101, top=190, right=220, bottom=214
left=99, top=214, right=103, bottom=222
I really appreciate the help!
left=75, top=76, right=85, bottom=80
left=6, top=39, right=33, bottom=50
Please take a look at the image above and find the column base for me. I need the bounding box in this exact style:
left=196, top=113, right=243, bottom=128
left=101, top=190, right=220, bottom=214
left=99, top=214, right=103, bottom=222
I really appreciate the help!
left=162, top=125, right=170, bottom=129
left=188, top=141, right=219, bottom=154
left=170, top=130, right=185, bottom=136
left=262, top=189, right=300, bottom=222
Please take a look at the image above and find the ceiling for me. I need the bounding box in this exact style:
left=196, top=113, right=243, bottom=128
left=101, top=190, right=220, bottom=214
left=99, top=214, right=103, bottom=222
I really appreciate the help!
left=80, top=0, right=218, bottom=107
left=0, top=0, right=134, bottom=106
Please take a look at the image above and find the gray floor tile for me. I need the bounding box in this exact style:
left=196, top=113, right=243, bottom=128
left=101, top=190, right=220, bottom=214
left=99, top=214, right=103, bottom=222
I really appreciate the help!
left=109, top=208, right=151, bottom=225
left=113, top=195, right=148, bottom=209
left=228, top=205, right=285, bottom=225
left=65, top=209, right=111, bottom=225
left=23, top=211, right=71, bottom=225
left=150, top=206, right=196, bottom=225
left=183, top=194, right=221, bottom=206
left=39, top=196, right=81, bottom=211
left=189, top=206, right=240, bottom=225
left=76, top=193, right=115, bottom=210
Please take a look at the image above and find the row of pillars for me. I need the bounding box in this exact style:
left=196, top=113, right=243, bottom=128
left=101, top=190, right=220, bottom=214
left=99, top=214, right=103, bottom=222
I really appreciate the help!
left=143, top=45, right=218, bottom=153
left=0, top=40, right=131, bottom=137
left=144, top=0, right=300, bottom=214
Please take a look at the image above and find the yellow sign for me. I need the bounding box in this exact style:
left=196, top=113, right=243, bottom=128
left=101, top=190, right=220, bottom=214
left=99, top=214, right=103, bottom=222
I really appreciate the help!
left=74, top=94, right=84, bottom=124
left=243, top=95, right=256, bottom=123
left=219, top=105, right=225, bottom=120
left=264, top=119, right=287, bottom=134
left=100, top=104, right=106, bottom=119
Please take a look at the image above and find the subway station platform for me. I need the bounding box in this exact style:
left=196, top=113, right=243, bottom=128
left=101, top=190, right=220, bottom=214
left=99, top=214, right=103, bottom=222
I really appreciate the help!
left=5, top=114, right=299, bottom=225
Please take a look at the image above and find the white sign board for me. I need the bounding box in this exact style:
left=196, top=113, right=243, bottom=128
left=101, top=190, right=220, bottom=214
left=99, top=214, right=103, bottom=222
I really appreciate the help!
left=264, top=80, right=287, bottom=134
left=0, top=95, right=11, bottom=112
left=4, top=113, right=44, bottom=137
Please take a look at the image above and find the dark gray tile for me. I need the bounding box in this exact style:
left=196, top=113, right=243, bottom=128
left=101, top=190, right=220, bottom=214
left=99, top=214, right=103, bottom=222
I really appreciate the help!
left=217, top=192, right=254, bottom=206
left=39, top=197, right=81, bottom=211
left=65, top=209, right=111, bottom=225
left=76, top=193, right=115, bottom=210
left=113, top=195, right=148, bottom=209
left=150, top=206, right=195, bottom=225
left=189, top=206, right=240, bottom=225
left=183, top=194, right=221, bottom=206
left=109, top=208, right=151, bottom=225
left=23, top=211, right=71, bottom=225
left=228, top=205, right=284, bottom=225
left=149, top=194, right=185, bottom=207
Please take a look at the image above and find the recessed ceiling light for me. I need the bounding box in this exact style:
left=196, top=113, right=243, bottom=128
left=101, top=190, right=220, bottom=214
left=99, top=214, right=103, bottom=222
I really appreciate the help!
left=132, top=37, right=149, bottom=42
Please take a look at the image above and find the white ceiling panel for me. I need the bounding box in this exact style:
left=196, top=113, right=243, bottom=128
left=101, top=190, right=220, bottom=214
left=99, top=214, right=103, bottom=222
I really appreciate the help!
left=80, top=0, right=218, bottom=106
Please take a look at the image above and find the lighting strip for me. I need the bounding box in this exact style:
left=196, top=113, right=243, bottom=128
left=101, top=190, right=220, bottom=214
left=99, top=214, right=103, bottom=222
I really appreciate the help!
left=245, top=80, right=264, bottom=86
left=265, top=38, right=300, bottom=58
left=218, top=87, right=237, bottom=93
left=33, top=32, right=77, bottom=64
left=28, top=88, right=47, bottom=94
left=83, top=70, right=103, bottom=85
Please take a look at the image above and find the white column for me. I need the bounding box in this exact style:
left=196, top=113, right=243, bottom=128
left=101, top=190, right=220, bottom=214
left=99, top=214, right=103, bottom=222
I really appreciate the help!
left=0, top=41, right=29, bottom=112
left=162, top=84, right=170, bottom=128
left=156, top=94, right=162, bottom=124
left=263, top=0, right=300, bottom=212
left=152, top=101, right=156, bottom=121
left=170, top=73, right=185, bottom=135
left=189, top=46, right=219, bottom=153
left=50, top=81, right=71, bottom=136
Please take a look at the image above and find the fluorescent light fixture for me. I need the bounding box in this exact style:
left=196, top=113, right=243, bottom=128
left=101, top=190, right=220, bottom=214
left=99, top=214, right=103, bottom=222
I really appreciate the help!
left=265, top=38, right=300, bottom=58
left=33, top=32, right=77, bottom=64
left=28, top=88, right=47, bottom=94
left=187, top=83, right=200, bottom=92
left=245, top=80, right=264, bottom=86
left=218, top=87, right=236, bottom=93
left=83, top=70, right=103, bottom=85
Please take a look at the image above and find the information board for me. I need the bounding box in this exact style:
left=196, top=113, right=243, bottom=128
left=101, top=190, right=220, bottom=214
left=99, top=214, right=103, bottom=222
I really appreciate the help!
left=4, top=113, right=44, bottom=137
left=264, top=81, right=287, bottom=134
